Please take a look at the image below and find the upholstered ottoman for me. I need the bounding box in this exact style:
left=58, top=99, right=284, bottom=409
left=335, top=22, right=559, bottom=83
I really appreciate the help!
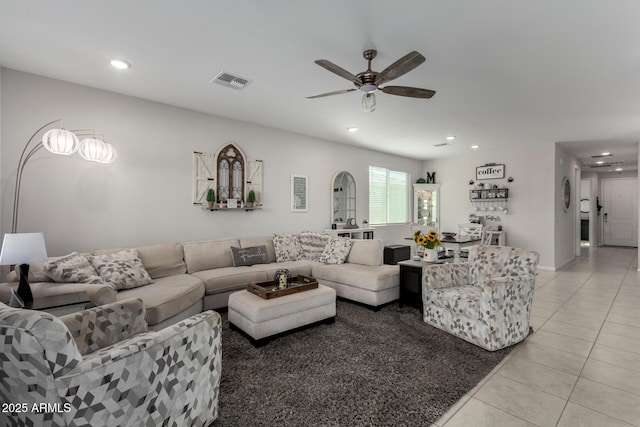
left=228, top=284, right=336, bottom=346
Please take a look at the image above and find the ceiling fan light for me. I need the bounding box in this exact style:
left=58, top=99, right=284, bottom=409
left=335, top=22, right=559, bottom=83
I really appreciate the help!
left=79, top=137, right=109, bottom=162
left=42, top=129, right=79, bottom=155
left=362, top=93, right=376, bottom=113
left=360, top=84, right=377, bottom=93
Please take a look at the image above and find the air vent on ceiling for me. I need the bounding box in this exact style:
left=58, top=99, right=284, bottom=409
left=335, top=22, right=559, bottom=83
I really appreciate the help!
left=434, top=142, right=451, bottom=147
left=211, top=71, right=251, bottom=90
left=590, top=153, right=613, bottom=158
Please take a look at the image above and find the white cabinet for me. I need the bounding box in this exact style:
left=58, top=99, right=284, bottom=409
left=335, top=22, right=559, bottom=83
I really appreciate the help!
left=413, top=184, right=440, bottom=232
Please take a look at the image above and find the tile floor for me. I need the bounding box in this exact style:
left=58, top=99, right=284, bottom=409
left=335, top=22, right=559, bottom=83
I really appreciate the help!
left=432, top=245, right=640, bottom=427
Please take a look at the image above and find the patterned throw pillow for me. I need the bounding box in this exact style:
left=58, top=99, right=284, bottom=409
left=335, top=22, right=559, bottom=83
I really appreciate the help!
left=45, top=252, right=105, bottom=284
left=231, top=245, right=268, bottom=267
left=298, top=231, right=331, bottom=261
left=319, top=236, right=354, bottom=264
left=272, top=234, right=303, bottom=262
left=88, top=250, right=153, bottom=290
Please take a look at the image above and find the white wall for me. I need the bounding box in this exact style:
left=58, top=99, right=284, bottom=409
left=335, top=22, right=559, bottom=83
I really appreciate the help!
left=0, top=69, right=422, bottom=255
left=422, top=144, right=556, bottom=269
left=554, top=145, right=581, bottom=268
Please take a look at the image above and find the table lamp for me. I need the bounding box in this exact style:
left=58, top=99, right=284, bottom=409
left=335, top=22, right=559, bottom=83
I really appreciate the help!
left=0, top=232, right=48, bottom=309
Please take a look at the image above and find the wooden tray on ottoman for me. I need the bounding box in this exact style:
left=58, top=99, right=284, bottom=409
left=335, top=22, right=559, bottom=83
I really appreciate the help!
left=247, top=275, right=318, bottom=299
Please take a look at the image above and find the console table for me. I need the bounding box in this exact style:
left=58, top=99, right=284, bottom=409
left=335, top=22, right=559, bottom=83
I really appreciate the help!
left=323, top=228, right=375, bottom=239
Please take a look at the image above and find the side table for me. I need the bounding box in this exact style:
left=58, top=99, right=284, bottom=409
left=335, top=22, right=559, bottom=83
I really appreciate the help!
left=398, top=259, right=447, bottom=313
left=398, top=260, right=426, bottom=313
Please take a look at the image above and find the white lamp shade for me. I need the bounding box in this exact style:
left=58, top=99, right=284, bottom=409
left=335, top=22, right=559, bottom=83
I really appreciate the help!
left=0, top=233, right=48, bottom=265
left=79, top=138, right=109, bottom=162
left=42, top=129, right=79, bottom=155
left=95, top=142, right=117, bottom=163
left=362, top=93, right=376, bottom=113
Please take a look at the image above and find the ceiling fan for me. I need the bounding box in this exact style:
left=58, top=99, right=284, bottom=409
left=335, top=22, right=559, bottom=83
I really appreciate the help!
left=308, top=49, right=436, bottom=113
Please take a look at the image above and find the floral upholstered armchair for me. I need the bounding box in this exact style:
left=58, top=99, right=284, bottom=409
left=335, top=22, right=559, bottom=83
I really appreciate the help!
left=422, top=245, right=539, bottom=351
left=0, top=298, right=221, bottom=427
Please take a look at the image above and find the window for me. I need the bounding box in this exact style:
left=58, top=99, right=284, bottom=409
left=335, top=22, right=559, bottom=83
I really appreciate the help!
left=369, top=166, right=409, bottom=225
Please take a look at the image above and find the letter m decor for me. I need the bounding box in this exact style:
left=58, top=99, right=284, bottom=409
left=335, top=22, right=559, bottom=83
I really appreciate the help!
left=476, top=164, right=505, bottom=180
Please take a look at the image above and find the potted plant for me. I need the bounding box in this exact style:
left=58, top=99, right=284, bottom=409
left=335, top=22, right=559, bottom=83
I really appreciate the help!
left=413, top=229, right=442, bottom=262
left=246, top=190, right=256, bottom=208
left=206, top=188, right=216, bottom=209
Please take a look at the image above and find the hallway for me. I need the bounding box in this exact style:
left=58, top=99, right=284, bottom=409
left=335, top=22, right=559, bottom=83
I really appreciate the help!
left=434, top=246, right=640, bottom=426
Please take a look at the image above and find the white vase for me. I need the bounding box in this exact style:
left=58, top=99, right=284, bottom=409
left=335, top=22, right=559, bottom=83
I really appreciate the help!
left=423, top=248, right=438, bottom=262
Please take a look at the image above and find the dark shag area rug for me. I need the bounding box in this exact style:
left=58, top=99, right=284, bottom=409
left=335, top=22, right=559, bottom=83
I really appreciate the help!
left=213, top=300, right=514, bottom=427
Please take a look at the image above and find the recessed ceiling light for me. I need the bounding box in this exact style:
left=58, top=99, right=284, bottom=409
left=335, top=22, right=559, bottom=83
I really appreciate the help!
left=471, top=145, right=480, bottom=149
left=596, top=161, right=604, bottom=164
left=110, top=59, right=131, bottom=70
left=446, top=136, right=456, bottom=141
left=347, top=127, right=359, bottom=133
left=601, top=152, right=611, bottom=156
left=616, top=167, right=623, bottom=171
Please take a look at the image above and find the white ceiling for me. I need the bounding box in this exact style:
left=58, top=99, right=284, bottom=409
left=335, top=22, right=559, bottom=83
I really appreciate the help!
left=1, top=1, right=639, bottom=169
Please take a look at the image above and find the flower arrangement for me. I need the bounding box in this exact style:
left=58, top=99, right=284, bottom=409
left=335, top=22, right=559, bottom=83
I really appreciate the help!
left=413, top=229, right=442, bottom=249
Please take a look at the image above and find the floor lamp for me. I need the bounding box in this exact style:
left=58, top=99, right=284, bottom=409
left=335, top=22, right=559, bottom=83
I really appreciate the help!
left=4, top=120, right=117, bottom=307
left=11, top=119, right=117, bottom=233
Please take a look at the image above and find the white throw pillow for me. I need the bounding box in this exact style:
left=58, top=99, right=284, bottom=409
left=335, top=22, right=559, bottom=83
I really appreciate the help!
left=298, top=231, right=331, bottom=261
left=88, top=249, right=153, bottom=290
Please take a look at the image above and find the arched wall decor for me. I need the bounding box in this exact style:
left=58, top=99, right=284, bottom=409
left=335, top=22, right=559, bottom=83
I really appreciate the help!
left=192, top=143, right=263, bottom=208
left=216, top=143, right=245, bottom=202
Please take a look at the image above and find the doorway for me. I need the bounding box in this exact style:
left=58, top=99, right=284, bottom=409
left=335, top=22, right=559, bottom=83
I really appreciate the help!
left=579, top=179, right=592, bottom=247
left=602, top=178, right=638, bottom=247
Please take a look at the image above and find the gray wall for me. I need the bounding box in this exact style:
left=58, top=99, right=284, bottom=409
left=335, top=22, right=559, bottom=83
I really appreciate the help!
left=0, top=69, right=422, bottom=256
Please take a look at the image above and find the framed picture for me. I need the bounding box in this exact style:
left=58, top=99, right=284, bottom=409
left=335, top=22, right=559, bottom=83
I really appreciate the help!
left=476, top=164, right=505, bottom=180
left=291, top=175, right=308, bottom=212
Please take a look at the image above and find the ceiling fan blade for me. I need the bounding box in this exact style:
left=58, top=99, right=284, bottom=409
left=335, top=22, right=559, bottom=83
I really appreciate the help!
left=374, top=51, right=426, bottom=85
left=381, top=86, right=436, bottom=99
left=306, top=88, right=357, bottom=99
left=314, top=60, right=361, bottom=85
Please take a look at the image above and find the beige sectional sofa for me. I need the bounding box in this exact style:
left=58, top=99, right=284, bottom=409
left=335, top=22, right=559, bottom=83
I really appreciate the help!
left=0, top=235, right=399, bottom=329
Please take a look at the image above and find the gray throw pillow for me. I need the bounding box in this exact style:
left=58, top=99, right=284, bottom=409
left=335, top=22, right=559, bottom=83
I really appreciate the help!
left=88, top=249, right=153, bottom=290
left=231, top=245, right=268, bottom=267
left=273, top=234, right=303, bottom=262
left=319, top=236, right=353, bottom=264
left=45, top=252, right=105, bottom=284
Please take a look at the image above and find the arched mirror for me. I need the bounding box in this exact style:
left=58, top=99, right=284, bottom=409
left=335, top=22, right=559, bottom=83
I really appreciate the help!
left=331, top=171, right=356, bottom=225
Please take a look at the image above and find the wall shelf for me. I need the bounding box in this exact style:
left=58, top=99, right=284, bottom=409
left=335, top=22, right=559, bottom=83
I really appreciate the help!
left=201, top=205, right=261, bottom=212
left=469, top=188, right=509, bottom=200
left=470, top=188, right=509, bottom=213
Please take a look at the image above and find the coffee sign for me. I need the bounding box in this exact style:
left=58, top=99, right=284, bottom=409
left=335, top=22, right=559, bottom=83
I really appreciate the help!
left=476, top=164, right=505, bottom=180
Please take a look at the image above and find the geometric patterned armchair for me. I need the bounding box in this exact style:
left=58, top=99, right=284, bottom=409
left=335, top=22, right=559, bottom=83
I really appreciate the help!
left=0, top=298, right=221, bottom=427
left=422, top=245, right=540, bottom=351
